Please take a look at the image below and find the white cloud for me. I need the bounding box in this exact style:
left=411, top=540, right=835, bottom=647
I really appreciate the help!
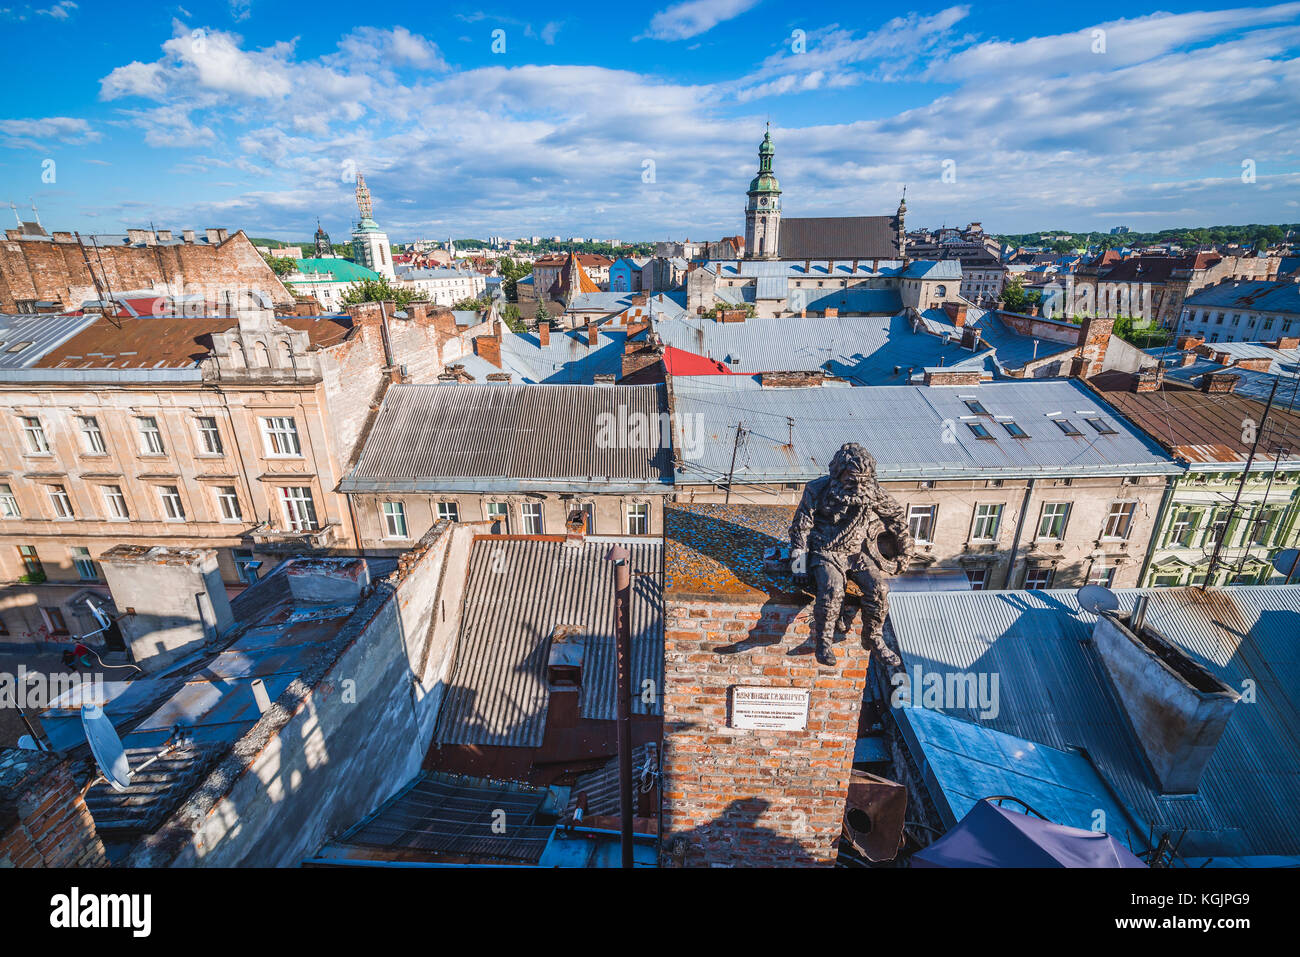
left=642, top=0, right=761, bottom=42
left=36, top=0, right=75, bottom=19
left=0, top=115, right=97, bottom=149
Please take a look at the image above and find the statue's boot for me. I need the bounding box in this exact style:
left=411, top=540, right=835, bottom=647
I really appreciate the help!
left=812, top=624, right=837, bottom=667
left=862, top=614, right=901, bottom=667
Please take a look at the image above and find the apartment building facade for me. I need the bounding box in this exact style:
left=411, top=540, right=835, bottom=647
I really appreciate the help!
left=0, top=299, right=469, bottom=642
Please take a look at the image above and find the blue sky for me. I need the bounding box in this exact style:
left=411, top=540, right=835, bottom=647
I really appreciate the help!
left=2, top=0, right=1298, bottom=241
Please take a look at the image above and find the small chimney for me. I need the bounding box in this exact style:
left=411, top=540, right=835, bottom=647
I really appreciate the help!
left=547, top=624, right=585, bottom=687
left=1274, top=336, right=1300, bottom=350
left=156, top=229, right=173, bottom=242
left=486, top=371, right=512, bottom=383
left=182, top=229, right=196, bottom=244
left=823, top=307, right=839, bottom=319
left=923, top=368, right=983, bottom=387
left=593, top=373, right=616, bottom=384
left=565, top=508, right=587, bottom=544
left=760, top=370, right=825, bottom=388
left=285, top=557, right=370, bottom=604
left=538, top=321, right=550, bottom=347
left=943, top=302, right=968, bottom=327
left=205, top=228, right=222, bottom=244
left=586, top=323, right=599, bottom=347
left=1201, top=372, right=1239, bottom=393
left=1179, top=351, right=1198, bottom=367
left=1176, top=335, right=1205, bottom=350
left=1091, top=608, right=1239, bottom=794
left=1134, top=366, right=1164, bottom=392
left=474, top=334, right=502, bottom=367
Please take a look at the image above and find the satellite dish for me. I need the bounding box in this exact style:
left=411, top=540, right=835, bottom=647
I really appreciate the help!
left=1077, top=584, right=1120, bottom=617
left=84, top=598, right=111, bottom=631
left=1272, top=548, right=1300, bottom=579
left=81, top=706, right=131, bottom=792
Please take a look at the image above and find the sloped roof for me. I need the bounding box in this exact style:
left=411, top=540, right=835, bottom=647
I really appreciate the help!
left=886, top=585, right=1300, bottom=859
left=434, top=536, right=663, bottom=748
left=292, top=258, right=381, bottom=282
left=342, top=382, right=673, bottom=492
left=1185, top=279, right=1300, bottom=315
left=778, top=215, right=900, bottom=260
left=670, top=377, right=1181, bottom=483
left=549, top=253, right=601, bottom=299
left=0, top=312, right=100, bottom=367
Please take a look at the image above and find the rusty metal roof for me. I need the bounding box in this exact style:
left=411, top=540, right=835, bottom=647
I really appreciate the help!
left=435, top=536, right=663, bottom=748
left=343, top=383, right=674, bottom=493
left=1088, top=377, right=1300, bottom=465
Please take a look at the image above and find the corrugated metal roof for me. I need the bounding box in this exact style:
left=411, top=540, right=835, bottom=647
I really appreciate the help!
left=886, top=585, right=1300, bottom=859
left=0, top=313, right=100, bottom=367
left=435, top=537, right=663, bottom=748
left=670, top=377, right=1181, bottom=483
left=343, top=383, right=673, bottom=492
left=496, top=328, right=627, bottom=384
left=1185, top=279, right=1300, bottom=315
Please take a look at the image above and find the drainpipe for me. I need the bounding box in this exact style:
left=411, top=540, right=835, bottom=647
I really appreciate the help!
left=605, top=543, right=634, bottom=868
left=1138, top=476, right=1177, bottom=586
left=1003, top=478, right=1035, bottom=589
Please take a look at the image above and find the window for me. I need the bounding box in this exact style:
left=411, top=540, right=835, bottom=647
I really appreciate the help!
left=1025, top=567, right=1055, bottom=590
left=261, top=416, right=301, bottom=456
left=137, top=416, right=165, bottom=455
left=1248, top=507, right=1279, bottom=546
left=383, top=501, right=408, bottom=538
left=627, top=502, right=649, bottom=535
left=1086, top=417, right=1118, bottom=435
left=967, top=422, right=995, bottom=440
left=908, top=504, right=937, bottom=543
left=196, top=416, right=223, bottom=454
left=971, top=503, right=1003, bottom=541
left=1087, top=564, right=1116, bottom=587
left=71, top=546, right=98, bottom=581
left=1037, top=502, right=1070, bottom=540
left=521, top=502, right=543, bottom=534
left=1003, top=422, right=1029, bottom=439
left=577, top=502, right=595, bottom=535
left=0, top=484, right=19, bottom=519
left=1152, top=572, right=1182, bottom=587
left=965, top=568, right=988, bottom=590
left=1102, top=501, right=1136, bottom=540
left=964, top=400, right=990, bottom=416
left=78, top=416, right=106, bottom=454
left=216, top=486, right=242, bottom=522
left=1167, top=509, right=1199, bottom=547
left=986, top=479, right=1004, bottom=488
left=486, top=502, right=509, bottom=534
left=234, top=549, right=261, bottom=584
left=279, top=487, right=317, bottom=531
left=18, top=545, right=43, bottom=579
left=101, top=485, right=129, bottom=520
left=20, top=416, right=49, bottom=453
left=436, top=501, right=460, bottom=523
left=41, top=607, right=69, bottom=636
left=1053, top=418, right=1083, bottom=437
left=158, top=485, right=185, bottom=521
left=47, top=485, right=74, bottom=519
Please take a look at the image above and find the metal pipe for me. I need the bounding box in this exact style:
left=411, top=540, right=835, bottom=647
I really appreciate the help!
left=606, top=543, right=634, bottom=868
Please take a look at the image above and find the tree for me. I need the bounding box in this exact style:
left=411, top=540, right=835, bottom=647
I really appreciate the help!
left=534, top=301, right=549, bottom=323
left=452, top=295, right=491, bottom=311
left=265, top=256, right=297, bottom=277
left=501, top=303, right=525, bottom=333
left=340, top=277, right=428, bottom=309
left=499, top=258, right=533, bottom=302
left=1001, top=277, right=1030, bottom=313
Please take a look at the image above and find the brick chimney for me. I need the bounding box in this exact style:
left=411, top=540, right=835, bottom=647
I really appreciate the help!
left=538, top=321, right=550, bottom=347
left=1274, top=337, right=1300, bottom=350
left=718, top=308, right=748, bottom=323
left=1201, top=372, right=1239, bottom=393
left=1233, top=356, right=1273, bottom=372
left=1073, top=315, right=1114, bottom=379
left=0, top=750, right=108, bottom=868
left=486, top=371, right=512, bottom=382
left=923, top=368, right=983, bottom=386
left=1134, top=366, right=1164, bottom=392
left=760, top=370, right=825, bottom=388
left=1179, top=351, right=1198, bottom=367
left=564, top=508, right=587, bottom=545
left=1176, top=335, right=1205, bottom=350
left=943, top=302, right=968, bottom=327
left=823, top=307, right=839, bottom=319
left=586, top=323, right=599, bottom=346
left=474, top=334, right=501, bottom=368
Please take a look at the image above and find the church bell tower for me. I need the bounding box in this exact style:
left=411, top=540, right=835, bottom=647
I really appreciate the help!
left=744, top=125, right=782, bottom=260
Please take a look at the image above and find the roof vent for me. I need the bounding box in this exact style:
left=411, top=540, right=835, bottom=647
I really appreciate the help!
left=548, top=624, right=585, bottom=688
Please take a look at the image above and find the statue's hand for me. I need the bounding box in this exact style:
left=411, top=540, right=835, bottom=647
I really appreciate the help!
left=790, top=549, right=810, bottom=584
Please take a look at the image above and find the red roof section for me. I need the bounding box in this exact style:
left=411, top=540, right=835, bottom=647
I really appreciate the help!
left=663, top=345, right=736, bottom=376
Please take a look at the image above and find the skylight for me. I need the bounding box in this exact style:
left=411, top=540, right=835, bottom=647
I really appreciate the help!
left=968, top=422, right=995, bottom=440
left=1003, top=422, right=1030, bottom=438
left=1054, top=418, right=1083, bottom=436
left=964, top=400, right=990, bottom=415
left=1087, top=417, right=1118, bottom=435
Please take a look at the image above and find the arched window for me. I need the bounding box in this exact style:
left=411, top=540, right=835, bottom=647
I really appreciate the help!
left=279, top=339, right=293, bottom=366
left=255, top=341, right=270, bottom=367
left=229, top=341, right=245, bottom=368
left=936, top=285, right=947, bottom=297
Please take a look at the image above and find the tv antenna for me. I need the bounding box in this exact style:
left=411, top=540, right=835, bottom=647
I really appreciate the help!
left=80, top=706, right=191, bottom=795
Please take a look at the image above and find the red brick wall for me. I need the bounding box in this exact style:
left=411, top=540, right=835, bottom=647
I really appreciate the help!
left=0, top=230, right=291, bottom=311
left=0, top=749, right=107, bottom=868
left=660, top=597, right=870, bottom=867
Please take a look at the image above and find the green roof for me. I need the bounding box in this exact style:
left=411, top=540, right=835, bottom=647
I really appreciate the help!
left=293, top=258, right=382, bottom=282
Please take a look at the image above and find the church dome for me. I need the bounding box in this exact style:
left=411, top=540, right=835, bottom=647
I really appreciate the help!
left=748, top=172, right=781, bottom=193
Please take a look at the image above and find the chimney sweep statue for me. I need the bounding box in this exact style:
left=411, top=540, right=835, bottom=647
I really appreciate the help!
left=789, top=442, right=914, bottom=667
